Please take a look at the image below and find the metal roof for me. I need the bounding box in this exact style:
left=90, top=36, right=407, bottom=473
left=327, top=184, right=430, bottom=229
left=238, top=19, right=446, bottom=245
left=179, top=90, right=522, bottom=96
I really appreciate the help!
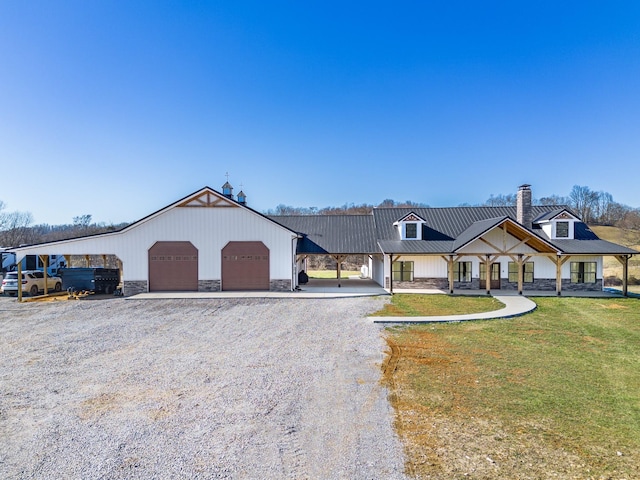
left=373, top=205, right=566, bottom=240
left=268, top=215, right=378, bottom=254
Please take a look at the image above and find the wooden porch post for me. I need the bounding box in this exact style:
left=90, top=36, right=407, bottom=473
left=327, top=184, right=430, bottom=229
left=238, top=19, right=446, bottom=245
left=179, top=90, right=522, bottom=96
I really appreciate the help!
left=102, top=255, right=107, bottom=268
left=448, top=255, right=454, bottom=294
left=17, top=260, right=23, bottom=303
left=485, top=254, right=491, bottom=295
left=517, top=254, right=523, bottom=295
left=332, top=254, right=346, bottom=287
left=555, top=255, right=570, bottom=296
left=615, top=255, right=630, bottom=297
left=41, top=255, right=49, bottom=295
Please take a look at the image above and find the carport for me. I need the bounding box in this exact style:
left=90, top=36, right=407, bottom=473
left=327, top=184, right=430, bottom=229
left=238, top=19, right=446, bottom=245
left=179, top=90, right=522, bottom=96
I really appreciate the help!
left=8, top=246, right=123, bottom=301
left=268, top=214, right=382, bottom=288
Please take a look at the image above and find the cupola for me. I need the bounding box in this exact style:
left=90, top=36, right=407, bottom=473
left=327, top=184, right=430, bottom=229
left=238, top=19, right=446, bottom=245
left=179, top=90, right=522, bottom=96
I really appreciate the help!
left=222, top=181, right=233, bottom=199
left=237, top=190, right=247, bottom=205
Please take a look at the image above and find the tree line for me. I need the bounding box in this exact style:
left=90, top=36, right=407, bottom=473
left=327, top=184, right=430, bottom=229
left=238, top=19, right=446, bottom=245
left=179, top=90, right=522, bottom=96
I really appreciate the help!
left=1, top=185, right=639, bottom=248
left=267, top=185, right=640, bottom=229
left=0, top=203, right=128, bottom=249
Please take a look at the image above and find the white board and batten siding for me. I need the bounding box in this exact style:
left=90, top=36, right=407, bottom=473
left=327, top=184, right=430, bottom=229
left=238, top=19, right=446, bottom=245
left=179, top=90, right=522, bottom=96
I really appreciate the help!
left=12, top=200, right=298, bottom=284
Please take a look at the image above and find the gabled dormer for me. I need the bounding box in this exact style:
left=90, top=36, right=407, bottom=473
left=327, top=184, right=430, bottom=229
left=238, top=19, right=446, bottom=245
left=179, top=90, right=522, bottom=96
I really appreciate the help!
left=393, top=212, right=426, bottom=240
left=534, top=209, right=579, bottom=240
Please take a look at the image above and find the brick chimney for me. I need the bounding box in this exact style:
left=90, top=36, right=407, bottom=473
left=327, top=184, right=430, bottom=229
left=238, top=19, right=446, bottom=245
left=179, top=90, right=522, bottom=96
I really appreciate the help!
left=517, top=184, right=532, bottom=229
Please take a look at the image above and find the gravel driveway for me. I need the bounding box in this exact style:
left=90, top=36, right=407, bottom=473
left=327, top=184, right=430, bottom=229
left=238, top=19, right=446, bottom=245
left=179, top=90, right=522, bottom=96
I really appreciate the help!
left=0, top=295, right=407, bottom=479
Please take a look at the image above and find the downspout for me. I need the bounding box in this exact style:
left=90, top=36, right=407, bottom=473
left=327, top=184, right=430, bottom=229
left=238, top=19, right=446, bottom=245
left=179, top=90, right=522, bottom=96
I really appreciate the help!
left=389, top=254, right=394, bottom=295
left=291, top=236, right=298, bottom=291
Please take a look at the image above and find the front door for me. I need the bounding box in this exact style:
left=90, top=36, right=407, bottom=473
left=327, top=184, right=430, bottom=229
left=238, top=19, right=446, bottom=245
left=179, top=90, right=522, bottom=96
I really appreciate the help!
left=481, top=262, right=501, bottom=290
left=490, top=263, right=501, bottom=289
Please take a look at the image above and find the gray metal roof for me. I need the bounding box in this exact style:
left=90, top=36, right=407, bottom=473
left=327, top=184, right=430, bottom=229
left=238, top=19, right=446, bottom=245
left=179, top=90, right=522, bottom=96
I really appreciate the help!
left=452, top=217, right=508, bottom=251
left=271, top=207, right=638, bottom=257
left=268, top=215, right=378, bottom=254
left=373, top=205, right=565, bottom=240
left=533, top=208, right=576, bottom=223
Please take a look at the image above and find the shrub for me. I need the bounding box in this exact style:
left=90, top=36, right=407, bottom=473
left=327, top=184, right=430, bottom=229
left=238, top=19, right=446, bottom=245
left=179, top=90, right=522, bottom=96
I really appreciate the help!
left=604, top=275, right=623, bottom=286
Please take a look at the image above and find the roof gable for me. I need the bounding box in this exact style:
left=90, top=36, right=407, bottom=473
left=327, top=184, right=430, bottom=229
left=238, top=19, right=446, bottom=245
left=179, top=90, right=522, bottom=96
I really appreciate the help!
left=395, top=212, right=426, bottom=223
left=533, top=208, right=578, bottom=223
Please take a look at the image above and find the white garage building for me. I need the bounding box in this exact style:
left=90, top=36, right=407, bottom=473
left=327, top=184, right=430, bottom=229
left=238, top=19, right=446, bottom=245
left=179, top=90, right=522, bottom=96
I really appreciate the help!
left=11, top=186, right=300, bottom=296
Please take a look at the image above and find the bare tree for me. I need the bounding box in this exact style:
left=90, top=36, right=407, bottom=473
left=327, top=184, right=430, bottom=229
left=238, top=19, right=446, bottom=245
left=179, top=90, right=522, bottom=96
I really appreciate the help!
left=484, top=193, right=517, bottom=206
left=569, top=185, right=600, bottom=222
left=0, top=211, right=35, bottom=247
left=538, top=194, right=571, bottom=206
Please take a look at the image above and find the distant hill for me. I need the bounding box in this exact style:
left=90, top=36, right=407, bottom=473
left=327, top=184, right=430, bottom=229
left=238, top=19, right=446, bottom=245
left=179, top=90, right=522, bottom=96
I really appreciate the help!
left=590, top=225, right=640, bottom=290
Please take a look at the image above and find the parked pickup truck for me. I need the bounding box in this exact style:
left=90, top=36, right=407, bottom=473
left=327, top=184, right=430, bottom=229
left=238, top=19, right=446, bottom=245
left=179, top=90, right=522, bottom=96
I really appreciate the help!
left=1, top=270, right=63, bottom=296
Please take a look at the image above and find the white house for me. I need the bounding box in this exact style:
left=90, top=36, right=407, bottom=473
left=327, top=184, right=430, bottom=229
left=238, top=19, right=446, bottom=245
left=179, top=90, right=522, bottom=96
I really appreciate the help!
left=9, top=183, right=638, bottom=297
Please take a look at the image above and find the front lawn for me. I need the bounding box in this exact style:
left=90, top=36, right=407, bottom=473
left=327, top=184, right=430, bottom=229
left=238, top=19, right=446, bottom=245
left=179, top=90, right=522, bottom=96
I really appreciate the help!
left=384, top=297, right=640, bottom=479
left=371, top=293, right=503, bottom=317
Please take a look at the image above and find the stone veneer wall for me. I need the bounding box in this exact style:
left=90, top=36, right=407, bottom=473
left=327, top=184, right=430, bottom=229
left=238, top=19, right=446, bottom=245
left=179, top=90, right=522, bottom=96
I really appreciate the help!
left=394, top=278, right=449, bottom=290
left=562, top=279, right=603, bottom=292
left=198, top=280, right=221, bottom=292
left=400, top=278, right=604, bottom=293
left=270, top=279, right=291, bottom=291
left=454, top=279, right=481, bottom=290
left=123, top=280, right=148, bottom=297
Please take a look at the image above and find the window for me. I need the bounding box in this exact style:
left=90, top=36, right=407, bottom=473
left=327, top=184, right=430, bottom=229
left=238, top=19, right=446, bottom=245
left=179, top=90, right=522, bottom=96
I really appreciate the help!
left=392, top=261, right=414, bottom=281
left=405, top=223, right=417, bottom=239
left=453, top=261, right=472, bottom=282
left=556, top=221, right=569, bottom=238
left=571, top=262, right=596, bottom=283
left=508, top=262, right=534, bottom=283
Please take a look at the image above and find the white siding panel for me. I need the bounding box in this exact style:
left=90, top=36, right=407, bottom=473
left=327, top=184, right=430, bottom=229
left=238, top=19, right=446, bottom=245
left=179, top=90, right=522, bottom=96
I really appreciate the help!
left=406, top=256, right=448, bottom=277
left=371, top=255, right=385, bottom=286
left=14, top=206, right=296, bottom=282
left=457, top=228, right=538, bottom=255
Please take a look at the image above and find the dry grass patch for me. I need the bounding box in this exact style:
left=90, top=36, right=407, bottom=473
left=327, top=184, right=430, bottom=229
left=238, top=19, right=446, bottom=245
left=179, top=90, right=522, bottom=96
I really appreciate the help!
left=383, top=297, right=640, bottom=479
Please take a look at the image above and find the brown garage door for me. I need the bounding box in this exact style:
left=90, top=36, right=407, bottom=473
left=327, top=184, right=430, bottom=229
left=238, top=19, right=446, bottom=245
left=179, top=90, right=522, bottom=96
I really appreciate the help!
left=222, top=241, right=269, bottom=291
left=149, top=241, right=198, bottom=291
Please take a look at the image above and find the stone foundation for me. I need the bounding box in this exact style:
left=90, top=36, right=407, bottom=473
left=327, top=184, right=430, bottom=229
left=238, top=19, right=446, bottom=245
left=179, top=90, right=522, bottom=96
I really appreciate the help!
left=396, top=277, right=604, bottom=293
left=454, top=279, right=481, bottom=290
left=123, top=280, right=148, bottom=296
left=395, top=278, right=449, bottom=290
left=562, top=279, right=603, bottom=292
left=270, top=279, right=291, bottom=291
left=198, top=280, right=221, bottom=292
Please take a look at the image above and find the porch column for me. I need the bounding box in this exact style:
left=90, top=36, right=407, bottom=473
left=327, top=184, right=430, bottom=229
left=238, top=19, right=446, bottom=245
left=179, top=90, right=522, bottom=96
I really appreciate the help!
left=41, top=255, right=49, bottom=295
left=517, top=254, right=523, bottom=295
left=448, top=255, right=454, bottom=294
left=102, top=255, right=108, bottom=268
left=485, top=254, right=491, bottom=295
left=332, top=254, right=347, bottom=288
left=623, top=255, right=629, bottom=297
left=555, top=255, right=570, bottom=296
left=616, top=255, right=630, bottom=297
left=17, top=260, right=23, bottom=303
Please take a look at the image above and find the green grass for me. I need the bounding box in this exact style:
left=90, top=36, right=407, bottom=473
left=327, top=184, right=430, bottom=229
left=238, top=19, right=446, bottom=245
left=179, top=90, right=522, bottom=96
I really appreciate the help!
left=386, top=297, right=640, bottom=478
left=371, top=293, right=503, bottom=316
left=307, top=269, right=361, bottom=279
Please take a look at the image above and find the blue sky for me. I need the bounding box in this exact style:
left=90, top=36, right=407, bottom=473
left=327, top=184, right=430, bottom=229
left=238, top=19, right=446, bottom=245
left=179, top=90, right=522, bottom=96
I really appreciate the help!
left=1, top=1, right=639, bottom=225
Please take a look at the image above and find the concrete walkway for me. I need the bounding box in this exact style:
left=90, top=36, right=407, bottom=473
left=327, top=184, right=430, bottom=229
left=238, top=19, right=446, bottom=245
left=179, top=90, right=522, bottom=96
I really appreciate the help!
left=369, top=295, right=538, bottom=324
